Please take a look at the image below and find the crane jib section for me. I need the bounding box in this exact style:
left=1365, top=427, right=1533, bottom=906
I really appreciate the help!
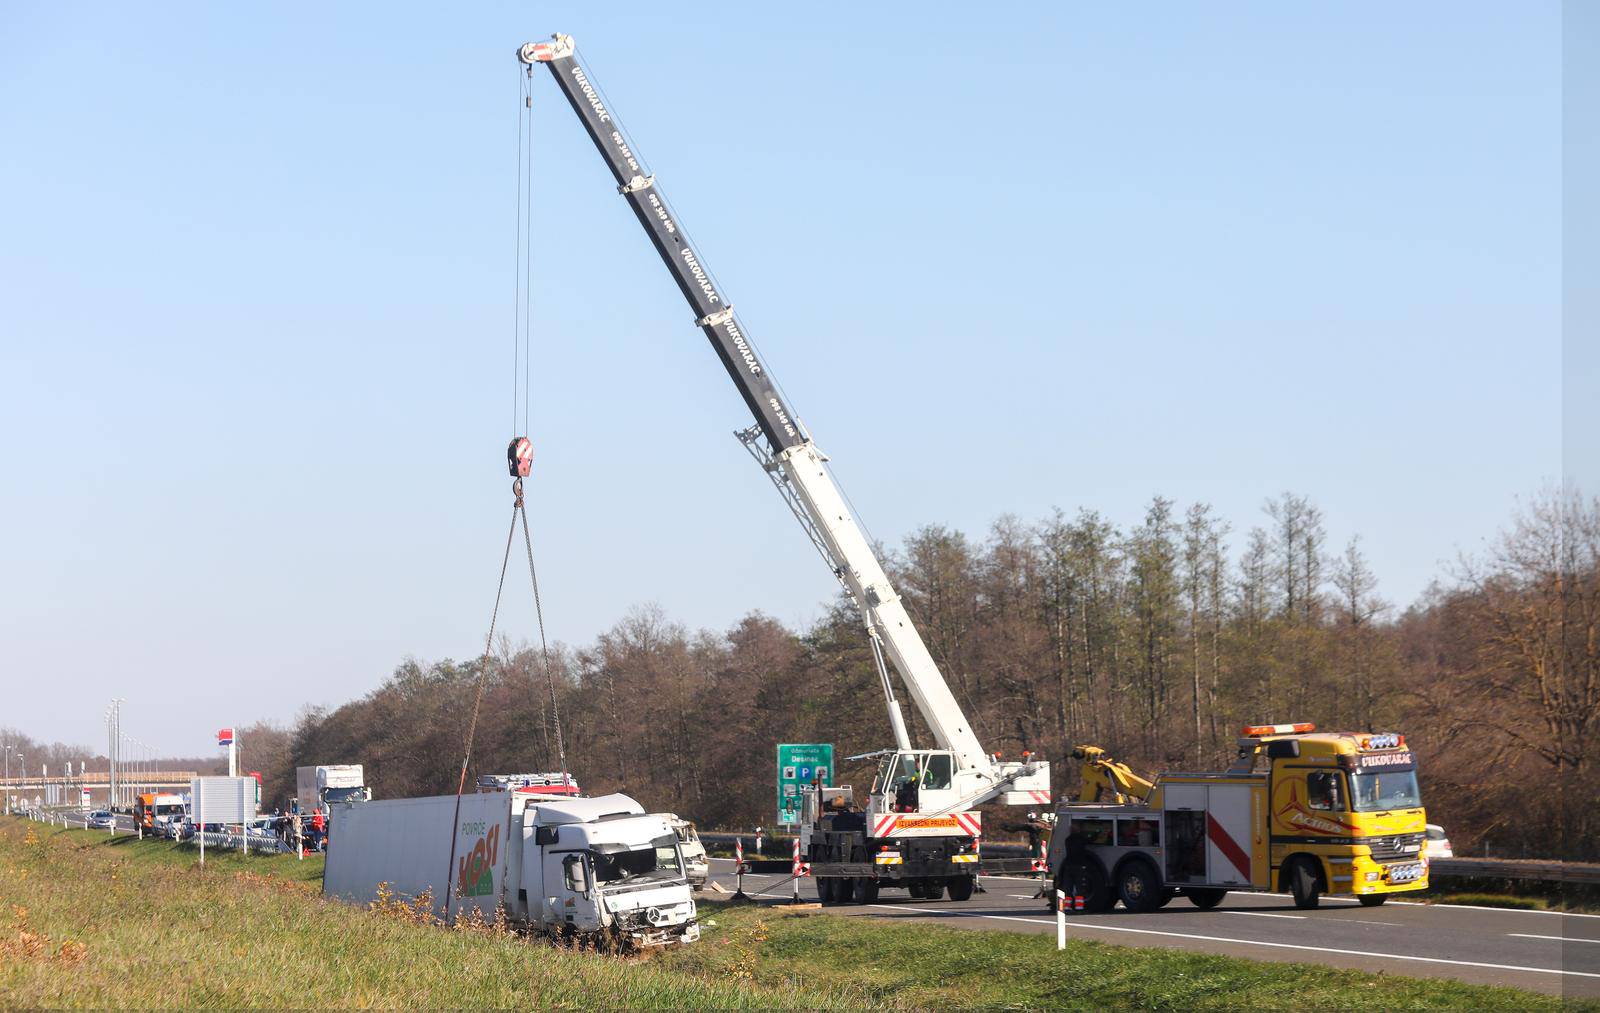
left=534, top=49, right=804, bottom=454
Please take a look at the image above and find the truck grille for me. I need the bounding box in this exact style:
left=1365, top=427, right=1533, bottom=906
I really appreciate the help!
left=1364, top=832, right=1424, bottom=862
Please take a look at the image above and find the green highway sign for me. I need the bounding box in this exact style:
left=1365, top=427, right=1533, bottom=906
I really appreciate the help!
left=776, top=742, right=834, bottom=827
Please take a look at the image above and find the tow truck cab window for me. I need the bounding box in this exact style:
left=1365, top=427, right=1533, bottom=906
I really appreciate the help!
left=1073, top=818, right=1114, bottom=845
left=1116, top=818, right=1159, bottom=847
left=1308, top=771, right=1345, bottom=811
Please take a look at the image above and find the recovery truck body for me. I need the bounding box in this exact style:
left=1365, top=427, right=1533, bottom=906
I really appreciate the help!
left=1048, top=724, right=1429, bottom=912
left=517, top=34, right=1049, bottom=904
left=323, top=791, right=699, bottom=947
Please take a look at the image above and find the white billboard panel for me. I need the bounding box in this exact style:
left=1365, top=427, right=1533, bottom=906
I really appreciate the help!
left=191, top=776, right=253, bottom=824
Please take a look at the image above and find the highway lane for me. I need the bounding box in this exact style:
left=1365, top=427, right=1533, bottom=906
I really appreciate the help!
left=706, top=858, right=1600, bottom=998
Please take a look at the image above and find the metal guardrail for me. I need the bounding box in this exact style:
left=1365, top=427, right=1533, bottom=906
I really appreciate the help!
left=1430, top=857, right=1600, bottom=885
left=20, top=808, right=294, bottom=855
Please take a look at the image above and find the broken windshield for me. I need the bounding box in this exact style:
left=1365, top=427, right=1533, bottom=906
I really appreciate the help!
left=591, top=834, right=683, bottom=887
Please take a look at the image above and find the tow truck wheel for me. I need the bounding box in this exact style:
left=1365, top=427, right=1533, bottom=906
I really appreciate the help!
left=947, top=875, right=975, bottom=902
left=852, top=877, right=878, bottom=904
left=1116, top=859, right=1163, bottom=913
left=1289, top=859, right=1322, bottom=910
left=923, top=879, right=945, bottom=901
left=1186, top=887, right=1227, bottom=910
left=907, top=879, right=927, bottom=899
left=1357, top=894, right=1388, bottom=907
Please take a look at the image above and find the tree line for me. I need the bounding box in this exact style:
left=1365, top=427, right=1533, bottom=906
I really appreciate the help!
left=15, top=488, right=1596, bottom=862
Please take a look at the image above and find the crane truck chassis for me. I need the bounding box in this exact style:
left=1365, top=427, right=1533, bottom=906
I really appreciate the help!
left=516, top=33, right=1050, bottom=902
left=1047, top=724, right=1430, bottom=913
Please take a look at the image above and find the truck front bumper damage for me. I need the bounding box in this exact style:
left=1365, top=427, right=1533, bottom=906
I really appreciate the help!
left=608, top=896, right=700, bottom=946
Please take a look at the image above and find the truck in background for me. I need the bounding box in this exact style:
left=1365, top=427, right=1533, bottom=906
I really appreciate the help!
left=292, top=765, right=371, bottom=851
left=1048, top=723, right=1429, bottom=913
left=476, top=772, right=581, bottom=796
left=293, top=765, right=371, bottom=813
left=134, top=792, right=186, bottom=832
left=323, top=791, right=699, bottom=949
left=664, top=816, right=708, bottom=889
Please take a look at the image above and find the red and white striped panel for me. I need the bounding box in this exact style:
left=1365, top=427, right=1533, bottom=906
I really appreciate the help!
left=871, top=811, right=982, bottom=839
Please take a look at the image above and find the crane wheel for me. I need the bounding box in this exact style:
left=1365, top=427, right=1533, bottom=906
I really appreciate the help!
left=947, top=875, right=975, bottom=902
left=818, top=877, right=837, bottom=904
left=852, top=877, right=878, bottom=904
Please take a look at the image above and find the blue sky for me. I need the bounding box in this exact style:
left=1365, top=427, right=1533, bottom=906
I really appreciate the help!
left=1, top=3, right=1566, bottom=757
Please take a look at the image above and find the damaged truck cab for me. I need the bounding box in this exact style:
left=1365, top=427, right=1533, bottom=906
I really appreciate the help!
left=324, top=790, right=699, bottom=948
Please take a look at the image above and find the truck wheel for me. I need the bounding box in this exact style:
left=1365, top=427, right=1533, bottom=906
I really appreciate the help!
left=1116, top=859, right=1163, bottom=913
left=1357, top=894, right=1388, bottom=907
left=923, top=879, right=945, bottom=901
left=818, top=877, right=837, bottom=904
left=1186, top=888, right=1227, bottom=910
left=947, top=875, right=975, bottom=902
left=852, top=877, right=879, bottom=904
left=907, top=879, right=927, bottom=899
left=1289, top=859, right=1322, bottom=910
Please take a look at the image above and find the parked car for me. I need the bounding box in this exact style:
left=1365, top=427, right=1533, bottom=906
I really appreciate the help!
left=86, top=810, right=115, bottom=830
left=1425, top=823, right=1454, bottom=859
left=179, top=818, right=224, bottom=839
left=247, top=817, right=282, bottom=840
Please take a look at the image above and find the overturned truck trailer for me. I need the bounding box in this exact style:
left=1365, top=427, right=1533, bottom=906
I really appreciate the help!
left=323, top=790, right=699, bottom=947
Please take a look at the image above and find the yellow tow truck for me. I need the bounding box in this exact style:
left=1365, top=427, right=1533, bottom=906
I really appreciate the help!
left=1046, top=723, right=1429, bottom=912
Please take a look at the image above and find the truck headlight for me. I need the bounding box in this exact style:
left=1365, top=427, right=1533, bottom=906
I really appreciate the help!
left=1365, top=872, right=1380, bottom=881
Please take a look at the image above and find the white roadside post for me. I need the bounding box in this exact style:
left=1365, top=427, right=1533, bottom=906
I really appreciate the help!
left=1056, top=889, right=1066, bottom=950
left=197, top=780, right=205, bottom=867
left=733, top=836, right=745, bottom=899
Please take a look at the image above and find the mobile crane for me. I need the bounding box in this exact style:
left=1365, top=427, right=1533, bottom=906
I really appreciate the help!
left=517, top=35, right=1050, bottom=903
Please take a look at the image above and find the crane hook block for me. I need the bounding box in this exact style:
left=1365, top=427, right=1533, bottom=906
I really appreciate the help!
left=507, top=437, right=534, bottom=478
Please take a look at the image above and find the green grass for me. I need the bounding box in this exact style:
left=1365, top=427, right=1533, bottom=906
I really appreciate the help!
left=1, top=817, right=1586, bottom=1010
left=666, top=904, right=1584, bottom=1011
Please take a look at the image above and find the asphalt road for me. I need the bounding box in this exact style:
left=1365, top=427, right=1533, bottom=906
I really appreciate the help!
left=706, top=857, right=1600, bottom=998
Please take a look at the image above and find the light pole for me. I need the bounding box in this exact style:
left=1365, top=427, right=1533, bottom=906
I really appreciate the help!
left=3, top=744, right=12, bottom=814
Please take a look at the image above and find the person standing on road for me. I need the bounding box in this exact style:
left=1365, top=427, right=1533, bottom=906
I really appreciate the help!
left=1061, top=828, right=1093, bottom=913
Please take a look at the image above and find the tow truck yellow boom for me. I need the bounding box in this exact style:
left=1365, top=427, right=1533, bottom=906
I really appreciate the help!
left=1069, top=745, right=1155, bottom=804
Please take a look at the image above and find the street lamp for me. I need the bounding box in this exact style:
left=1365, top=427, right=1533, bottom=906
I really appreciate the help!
left=3, top=744, right=12, bottom=814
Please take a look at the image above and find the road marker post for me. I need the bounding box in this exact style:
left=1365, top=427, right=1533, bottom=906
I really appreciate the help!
left=791, top=837, right=802, bottom=903
left=733, top=836, right=746, bottom=899
left=1056, top=889, right=1066, bottom=950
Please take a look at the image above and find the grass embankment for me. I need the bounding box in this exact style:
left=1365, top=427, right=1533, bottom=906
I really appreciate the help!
left=0, top=817, right=1583, bottom=1010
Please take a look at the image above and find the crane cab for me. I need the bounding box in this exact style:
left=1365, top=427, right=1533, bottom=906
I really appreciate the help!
left=871, top=750, right=959, bottom=816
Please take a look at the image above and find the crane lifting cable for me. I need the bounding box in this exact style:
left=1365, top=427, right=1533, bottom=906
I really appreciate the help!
left=444, top=65, right=570, bottom=922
